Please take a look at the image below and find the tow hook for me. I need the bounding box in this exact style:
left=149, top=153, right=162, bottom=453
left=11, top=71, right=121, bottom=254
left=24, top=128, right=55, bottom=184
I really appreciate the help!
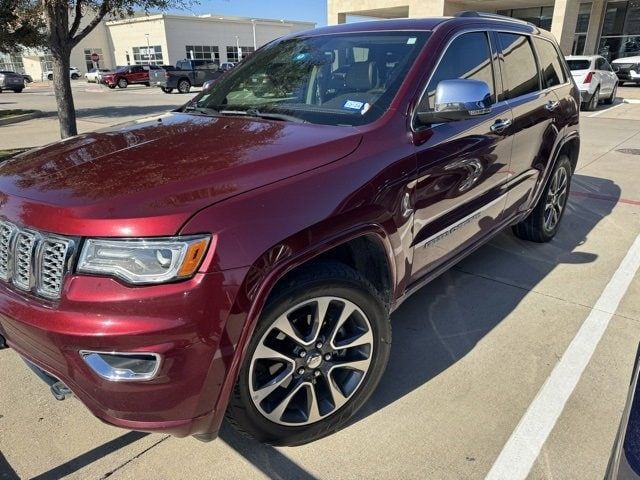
left=51, top=381, right=73, bottom=401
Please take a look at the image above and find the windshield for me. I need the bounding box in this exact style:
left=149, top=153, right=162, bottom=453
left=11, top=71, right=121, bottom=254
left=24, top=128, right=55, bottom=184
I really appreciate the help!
left=115, top=66, right=129, bottom=73
left=190, top=31, right=429, bottom=126
left=567, top=59, right=591, bottom=70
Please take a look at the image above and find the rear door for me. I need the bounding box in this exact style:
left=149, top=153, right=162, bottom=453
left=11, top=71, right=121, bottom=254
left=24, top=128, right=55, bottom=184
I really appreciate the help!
left=497, top=33, right=562, bottom=218
left=410, top=30, right=513, bottom=280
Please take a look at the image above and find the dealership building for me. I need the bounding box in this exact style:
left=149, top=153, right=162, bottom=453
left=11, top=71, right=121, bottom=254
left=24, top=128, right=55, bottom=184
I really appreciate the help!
left=328, top=0, right=640, bottom=60
left=0, top=14, right=315, bottom=81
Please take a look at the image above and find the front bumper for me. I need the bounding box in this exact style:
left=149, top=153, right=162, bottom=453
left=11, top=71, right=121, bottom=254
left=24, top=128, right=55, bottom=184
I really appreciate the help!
left=0, top=268, right=248, bottom=437
left=616, top=68, right=640, bottom=82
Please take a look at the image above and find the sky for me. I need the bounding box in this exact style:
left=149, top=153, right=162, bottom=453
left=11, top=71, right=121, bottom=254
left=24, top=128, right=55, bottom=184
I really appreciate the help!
left=168, top=0, right=328, bottom=26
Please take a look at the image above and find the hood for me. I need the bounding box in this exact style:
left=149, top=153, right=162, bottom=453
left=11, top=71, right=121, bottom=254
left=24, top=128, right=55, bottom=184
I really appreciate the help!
left=0, top=112, right=362, bottom=237
left=612, top=56, right=640, bottom=64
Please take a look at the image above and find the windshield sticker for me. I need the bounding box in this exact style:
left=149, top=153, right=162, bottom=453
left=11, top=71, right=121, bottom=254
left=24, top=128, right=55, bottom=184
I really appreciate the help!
left=344, top=100, right=364, bottom=110
left=407, top=37, right=417, bottom=45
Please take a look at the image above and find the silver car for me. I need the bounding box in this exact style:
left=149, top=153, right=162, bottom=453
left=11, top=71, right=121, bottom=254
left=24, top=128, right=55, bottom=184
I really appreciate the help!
left=0, top=71, right=25, bottom=93
left=565, top=55, right=618, bottom=111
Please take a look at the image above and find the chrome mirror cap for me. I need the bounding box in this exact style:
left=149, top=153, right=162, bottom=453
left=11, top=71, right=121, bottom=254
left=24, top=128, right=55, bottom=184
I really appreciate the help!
left=417, top=79, right=492, bottom=124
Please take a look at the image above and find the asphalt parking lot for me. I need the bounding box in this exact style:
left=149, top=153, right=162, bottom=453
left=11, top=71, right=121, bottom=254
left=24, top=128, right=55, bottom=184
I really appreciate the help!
left=0, top=84, right=639, bottom=479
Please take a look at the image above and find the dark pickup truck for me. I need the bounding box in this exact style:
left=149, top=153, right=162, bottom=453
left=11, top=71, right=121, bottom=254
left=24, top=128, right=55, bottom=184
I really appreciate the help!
left=150, top=59, right=222, bottom=93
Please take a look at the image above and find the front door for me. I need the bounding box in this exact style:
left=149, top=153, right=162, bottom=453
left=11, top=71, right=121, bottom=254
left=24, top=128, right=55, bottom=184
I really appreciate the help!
left=410, top=31, right=513, bottom=281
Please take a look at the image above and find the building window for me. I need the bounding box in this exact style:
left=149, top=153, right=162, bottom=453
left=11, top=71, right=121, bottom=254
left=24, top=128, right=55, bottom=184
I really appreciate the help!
left=83, top=48, right=104, bottom=71
left=132, top=45, right=164, bottom=65
left=226, top=46, right=254, bottom=63
left=0, top=53, right=24, bottom=73
left=575, top=3, right=593, bottom=34
left=598, top=0, right=640, bottom=61
left=185, top=45, right=220, bottom=63
left=497, top=6, right=553, bottom=30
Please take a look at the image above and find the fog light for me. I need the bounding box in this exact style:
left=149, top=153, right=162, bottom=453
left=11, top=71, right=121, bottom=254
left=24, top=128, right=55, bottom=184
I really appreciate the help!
left=80, top=351, right=161, bottom=382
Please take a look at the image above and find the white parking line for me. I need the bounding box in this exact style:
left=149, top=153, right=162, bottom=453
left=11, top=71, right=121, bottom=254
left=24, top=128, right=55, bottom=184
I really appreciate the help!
left=589, top=102, right=626, bottom=117
left=486, top=233, right=640, bottom=480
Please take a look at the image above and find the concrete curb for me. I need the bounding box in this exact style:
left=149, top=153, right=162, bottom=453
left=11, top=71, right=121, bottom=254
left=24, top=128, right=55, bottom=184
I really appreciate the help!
left=0, top=110, right=43, bottom=126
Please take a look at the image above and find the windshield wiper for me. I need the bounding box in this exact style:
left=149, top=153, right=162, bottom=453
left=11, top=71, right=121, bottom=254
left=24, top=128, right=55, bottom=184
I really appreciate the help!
left=219, top=108, right=306, bottom=123
left=183, top=105, right=220, bottom=116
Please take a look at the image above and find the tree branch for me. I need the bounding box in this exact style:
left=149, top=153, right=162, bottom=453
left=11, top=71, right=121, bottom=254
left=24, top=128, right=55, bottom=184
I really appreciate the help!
left=68, top=0, right=83, bottom=39
left=70, top=0, right=110, bottom=47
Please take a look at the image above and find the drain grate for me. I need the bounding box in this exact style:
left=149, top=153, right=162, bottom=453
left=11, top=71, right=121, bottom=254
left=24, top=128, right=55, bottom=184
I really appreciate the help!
left=616, top=148, right=640, bottom=155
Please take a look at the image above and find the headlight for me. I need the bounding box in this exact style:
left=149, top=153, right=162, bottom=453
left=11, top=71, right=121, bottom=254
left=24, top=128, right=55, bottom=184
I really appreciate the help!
left=77, top=235, right=211, bottom=284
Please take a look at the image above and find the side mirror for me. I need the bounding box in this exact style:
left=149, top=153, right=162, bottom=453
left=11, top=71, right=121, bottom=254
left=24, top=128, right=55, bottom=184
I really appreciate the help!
left=203, top=79, right=216, bottom=90
left=417, top=79, right=492, bottom=124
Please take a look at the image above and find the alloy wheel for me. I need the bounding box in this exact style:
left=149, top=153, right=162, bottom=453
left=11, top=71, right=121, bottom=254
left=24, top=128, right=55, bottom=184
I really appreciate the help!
left=248, top=296, right=374, bottom=426
left=543, top=166, right=569, bottom=232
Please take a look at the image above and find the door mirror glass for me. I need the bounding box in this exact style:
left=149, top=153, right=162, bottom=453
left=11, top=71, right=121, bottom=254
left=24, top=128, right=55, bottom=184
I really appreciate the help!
left=417, top=79, right=492, bottom=124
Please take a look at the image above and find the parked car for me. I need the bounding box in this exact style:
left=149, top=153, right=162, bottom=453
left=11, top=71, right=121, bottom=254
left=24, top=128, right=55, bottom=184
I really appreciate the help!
left=566, top=55, right=618, bottom=110
left=219, top=62, right=236, bottom=72
left=0, top=71, right=25, bottom=92
left=85, top=68, right=111, bottom=83
left=606, top=344, right=640, bottom=479
left=612, top=55, right=640, bottom=86
left=150, top=59, right=221, bottom=93
left=101, top=65, right=154, bottom=88
left=44, top=66, right=80, bottom=81
left=0, top=13, right=579, bottom=446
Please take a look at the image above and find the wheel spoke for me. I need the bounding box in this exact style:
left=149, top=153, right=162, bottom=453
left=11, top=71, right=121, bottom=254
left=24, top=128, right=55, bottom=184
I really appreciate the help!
left=334, top=328, right=373, bottom=350
left=327, top=374, right=349, bottom=409
left=310, top=297, right=331, bottom=343
left=332, top=358, right=371, bottom=373
left=329, top=302, right=357, bottom=349
left=270, top=381, right=306, bottom=422
left=306, top=384, right=323, bottom=423
left=273, top=312, right=309, bottom=345
left=253, top=342, right=296, bottom=363
left=252, top=366, right=294, bottom=403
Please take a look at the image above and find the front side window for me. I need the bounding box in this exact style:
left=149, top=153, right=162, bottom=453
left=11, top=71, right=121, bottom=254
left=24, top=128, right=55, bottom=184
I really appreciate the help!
left=418, top=31, right=495, bottom=112
left=533, top=37, right=566, bottom=88
left=496, top=33, right=540, bottom=100
left=192, top=32, right=429, bottom=126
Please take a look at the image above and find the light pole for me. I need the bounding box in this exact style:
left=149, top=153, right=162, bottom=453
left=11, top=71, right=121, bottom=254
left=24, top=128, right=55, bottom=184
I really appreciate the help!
left=251, top=19, right=257, bottom=50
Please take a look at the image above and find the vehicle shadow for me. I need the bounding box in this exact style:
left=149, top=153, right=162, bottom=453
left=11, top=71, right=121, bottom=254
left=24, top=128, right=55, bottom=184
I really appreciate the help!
left=351, top=173, right=619, bottom=425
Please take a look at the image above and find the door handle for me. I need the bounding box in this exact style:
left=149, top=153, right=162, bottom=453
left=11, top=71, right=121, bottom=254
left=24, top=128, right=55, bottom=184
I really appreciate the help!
left=545, top=100, right=560, bottom=111
left=490, top=118, right=512, bottom=134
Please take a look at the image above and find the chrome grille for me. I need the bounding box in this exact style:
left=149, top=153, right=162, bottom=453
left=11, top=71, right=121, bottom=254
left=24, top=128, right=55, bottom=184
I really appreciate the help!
left=0, top=220, right=74, bottom=299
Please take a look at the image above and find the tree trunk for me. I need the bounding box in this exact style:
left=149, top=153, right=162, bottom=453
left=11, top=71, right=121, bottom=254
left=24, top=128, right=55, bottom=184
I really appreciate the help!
left=44, top=0, right=77, bottom=139
left=51, top=51, right=77, bottom=138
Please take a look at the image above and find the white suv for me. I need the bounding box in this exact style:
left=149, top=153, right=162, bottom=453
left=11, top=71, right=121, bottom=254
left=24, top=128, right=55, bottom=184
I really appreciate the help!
left=44, top=67, right=81, bottom=81
left=566, top=55, right=618, bottom=111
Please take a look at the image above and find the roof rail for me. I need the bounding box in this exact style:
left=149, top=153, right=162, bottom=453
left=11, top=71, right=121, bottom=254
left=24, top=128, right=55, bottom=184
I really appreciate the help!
left=454, top=11, right=533, bottom=26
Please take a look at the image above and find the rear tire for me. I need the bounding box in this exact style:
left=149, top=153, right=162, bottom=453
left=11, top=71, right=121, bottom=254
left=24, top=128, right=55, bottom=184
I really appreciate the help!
left=604, top=83, right=618, bottom=105
left=584, top=87, right=600, bottom=111
left=177, top=79, right=191, bottom=94
left=512, top=155, right=572, bottom=243
left=71, top=73, right=79, bottom=80
left=226, top=261, right=391, bottom=446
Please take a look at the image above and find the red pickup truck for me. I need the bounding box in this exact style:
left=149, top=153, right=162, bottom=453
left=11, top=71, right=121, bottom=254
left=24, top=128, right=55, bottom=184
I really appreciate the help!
left=102, top=65, right=167, bottom=89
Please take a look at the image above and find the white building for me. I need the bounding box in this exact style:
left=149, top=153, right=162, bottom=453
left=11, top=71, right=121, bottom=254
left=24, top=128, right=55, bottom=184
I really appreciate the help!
left=0, top=13, right=315, bottom=80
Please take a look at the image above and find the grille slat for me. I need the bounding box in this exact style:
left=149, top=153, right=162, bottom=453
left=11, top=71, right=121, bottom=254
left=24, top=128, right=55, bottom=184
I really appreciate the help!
left=0, top=220, right=72, bottom=299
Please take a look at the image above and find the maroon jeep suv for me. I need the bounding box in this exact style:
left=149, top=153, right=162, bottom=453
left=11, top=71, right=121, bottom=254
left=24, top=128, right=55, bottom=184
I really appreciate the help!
left=0, top=13, right=579, bottom=446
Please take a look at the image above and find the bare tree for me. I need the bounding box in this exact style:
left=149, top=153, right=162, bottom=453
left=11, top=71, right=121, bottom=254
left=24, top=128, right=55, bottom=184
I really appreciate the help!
left=43, top=1, right=193, bottom=139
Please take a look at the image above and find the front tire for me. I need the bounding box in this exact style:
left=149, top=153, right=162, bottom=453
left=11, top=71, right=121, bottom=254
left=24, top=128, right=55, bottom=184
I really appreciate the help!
left=512, top=155, right=572, bottom=243
left=226, top=261, right=391, bottom=446
left=161, top=87, right=173, bottom=94
left=117, top=78, right=128, bottom=88
left=12, top=88, right=23, bottom=93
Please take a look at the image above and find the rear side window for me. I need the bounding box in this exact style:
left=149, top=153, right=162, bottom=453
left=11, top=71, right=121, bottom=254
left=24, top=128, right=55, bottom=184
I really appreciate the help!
left=496, top=33, right=540, bottom=100
left=419, top=31, right=495, bottom=111
left=533, top=37, right=566, bottom=88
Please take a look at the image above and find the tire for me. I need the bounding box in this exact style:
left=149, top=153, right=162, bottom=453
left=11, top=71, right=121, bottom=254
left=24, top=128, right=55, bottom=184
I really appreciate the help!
left=144, top=82, right=150, bottom=87
left=584, top=87, right=600, bottom=111
left=160, top=87, right=173, bottom=94
left=177, top=79, right=191, bottom=94
left=12, top=88, right=22, bottom=93
left=47, top=74, right=53, bottom=81
left=107, top=84, right=116, bottom=89
left=117, top=78, right=128, bottom=88
left=604, top=83, right=618, bottom=105
left=512, top=155, right=572, bottom=243
left=71, top=73, right=79, bottom=80
left=226, top=261, right=391, bottom=446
